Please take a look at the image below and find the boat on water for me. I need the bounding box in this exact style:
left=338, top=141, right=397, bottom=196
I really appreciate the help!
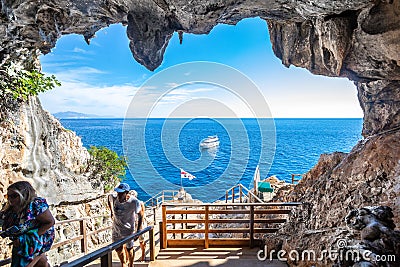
left=200, top=135, right=220, bottom=149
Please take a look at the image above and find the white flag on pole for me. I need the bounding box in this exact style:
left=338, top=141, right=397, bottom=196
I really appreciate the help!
left=180, top=168, right=196, bottom=180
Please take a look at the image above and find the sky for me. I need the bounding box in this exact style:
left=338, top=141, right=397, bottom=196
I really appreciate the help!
left=39, top=18, right=363, bottom=118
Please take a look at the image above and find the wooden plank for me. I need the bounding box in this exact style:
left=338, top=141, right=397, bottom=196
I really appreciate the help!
left=149, top=227, right=155, bottom=261
left=209, top=210, right=249, bottom=215
left=55, top=218, right=84, bottom=224
left=87, top=225, right=112, bottom=237
left=167, top=239, right=204, bottom=247
left=52, top=235, right=84, bottom=249
left=80, top=220, right=88, bottom=254
left=208, top=219, right=249, bottom=224
left=167, top=210, right=205, bottom=214
left=254, top=228, right=279, bottom=233
left=254, top=219, right=287, bottom=224
left=208, top=228, right=249, bottom=234
left=159, top=221, right=164, bottom=249
left=250, top=206, right=254, bottom=248
left=254, top=209, right=291, bottom=214
left=167, top=229, right=204, bottom=234
left=162, top=205, right=167, bottom=249
left=166, top=219, right=204, bottom=224
left=209, top=238, right=250, bottom=247
left=163, top=202, right=301, bottom=207
left=205, top=205, right=209, bottom=249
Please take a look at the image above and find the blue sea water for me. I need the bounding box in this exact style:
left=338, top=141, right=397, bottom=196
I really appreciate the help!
left=60, top=118, right=363, bottom=202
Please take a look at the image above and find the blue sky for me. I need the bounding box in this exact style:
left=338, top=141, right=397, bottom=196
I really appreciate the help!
left=39, top=18, right=362, bottom=118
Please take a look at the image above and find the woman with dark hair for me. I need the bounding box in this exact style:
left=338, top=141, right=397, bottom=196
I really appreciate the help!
left=0, top=181, right=55, bottom=267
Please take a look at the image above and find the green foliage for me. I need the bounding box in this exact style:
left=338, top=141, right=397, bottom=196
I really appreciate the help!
left=88, top=146, right=127, bottom=192
left=0, top=63, right=60, bottom=100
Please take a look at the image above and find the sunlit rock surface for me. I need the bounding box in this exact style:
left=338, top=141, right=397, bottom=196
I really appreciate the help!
left=0, top=0, right=399, bottom=265
left=0, top=96, right=100, bottom=205
left=268, top=131, right=400, bottom=266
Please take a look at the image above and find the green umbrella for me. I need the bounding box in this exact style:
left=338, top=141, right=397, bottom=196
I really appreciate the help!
left=258, top=181, right=274, bottom=193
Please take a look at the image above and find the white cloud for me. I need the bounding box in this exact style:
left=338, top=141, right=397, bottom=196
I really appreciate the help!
left=72, top=47, right=95, bottom=55
left=45, top=67, right=107, bottom=84
left=39, top=80, right=139, bottom=118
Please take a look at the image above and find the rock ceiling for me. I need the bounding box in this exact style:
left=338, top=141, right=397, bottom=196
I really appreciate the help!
left=1, top=0, right=399, bottom=135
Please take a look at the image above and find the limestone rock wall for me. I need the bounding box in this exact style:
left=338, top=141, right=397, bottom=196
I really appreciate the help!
left=268, top=130, right=400, bottom=266
left=0, top=95, right=101, bottom=205
left=267, top=1, right=400, bottom=136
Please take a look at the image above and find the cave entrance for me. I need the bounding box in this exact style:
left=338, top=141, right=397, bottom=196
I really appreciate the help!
left=37, top=17, right=363, bottom=197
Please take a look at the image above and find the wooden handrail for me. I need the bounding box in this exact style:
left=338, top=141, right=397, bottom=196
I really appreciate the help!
left=61, top=226, right=154, bottom=267
left=291, top=174, right=302, bottom=184
left=161, top=202, right=301, bottom=249
left=144, top=190, right=180, bottom=207
left=225, top=184, right=264, bottom=203
left=238, top=184, right=264, bottom=203
left=164, top=202, right=301, bottom=207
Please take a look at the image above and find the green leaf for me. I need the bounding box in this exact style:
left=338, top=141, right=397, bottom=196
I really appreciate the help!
left=87, top=146, right=127, bottom=192
left=0, top=64, right=61, bottom=100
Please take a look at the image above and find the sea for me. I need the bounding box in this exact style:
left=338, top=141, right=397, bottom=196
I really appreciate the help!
left=59, top=118, right=363, bottom=202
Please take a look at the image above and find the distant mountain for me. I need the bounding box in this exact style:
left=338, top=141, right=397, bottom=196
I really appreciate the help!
left=53, top=111, right=100, bottom=119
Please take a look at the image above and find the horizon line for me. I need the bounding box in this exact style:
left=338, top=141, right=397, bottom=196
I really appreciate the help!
left=56, top=116, right=363, bottom=119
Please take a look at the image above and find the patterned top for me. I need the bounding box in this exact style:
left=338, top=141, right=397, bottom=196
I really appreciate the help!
left=1, top=197, right=55, bottom=267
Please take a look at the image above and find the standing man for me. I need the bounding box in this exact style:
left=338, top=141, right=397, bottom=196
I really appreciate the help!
left=129, top=190, right=146, bottom=261
left=108, top=183, right=141, bottom=267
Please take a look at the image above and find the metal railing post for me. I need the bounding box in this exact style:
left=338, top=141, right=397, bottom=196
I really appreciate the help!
left=153, top=206, right=156, bottom=225
left=100, top=252, right=112, bottom=267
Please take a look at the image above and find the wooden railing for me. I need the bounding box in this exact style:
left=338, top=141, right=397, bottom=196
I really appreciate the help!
left=61, top=226, right=154, bottom=267
left=291, top=174, right=302, bottom=184
left=52, top=215, right=112, bottom=254
left=0, top=215, right=112, bottom=266
left=144, top=190, right=181, bottom=207
left=225, top=184, right=263, bottom=203
left=161, top=202, right=301, bottom=249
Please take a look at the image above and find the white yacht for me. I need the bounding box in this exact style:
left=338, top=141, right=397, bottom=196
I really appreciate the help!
left=200, top=135, right=220, bottom=149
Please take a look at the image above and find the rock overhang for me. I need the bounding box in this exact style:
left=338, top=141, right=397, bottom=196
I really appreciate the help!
left=0, top=0, right=399, bottom=135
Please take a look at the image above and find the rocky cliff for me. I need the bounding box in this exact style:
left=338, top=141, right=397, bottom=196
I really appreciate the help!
left=0, top=0, right=399, bottom=265
left=0, top=0, right=399, bottom=136
left=0, top=95, right=100, bottom=205
left=269, top=130, right=400, bottom=266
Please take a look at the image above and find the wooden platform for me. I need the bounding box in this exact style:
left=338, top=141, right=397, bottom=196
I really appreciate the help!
left=87, top=247, right=288, bottom=267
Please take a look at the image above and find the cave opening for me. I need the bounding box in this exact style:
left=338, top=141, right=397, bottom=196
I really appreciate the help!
left=37, top=17, right=363, bottom=192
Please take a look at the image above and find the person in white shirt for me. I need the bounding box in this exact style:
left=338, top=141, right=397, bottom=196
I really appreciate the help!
left=129, top=190, right=147, bottom=261
left=108, top=183, right=141, bottom=267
